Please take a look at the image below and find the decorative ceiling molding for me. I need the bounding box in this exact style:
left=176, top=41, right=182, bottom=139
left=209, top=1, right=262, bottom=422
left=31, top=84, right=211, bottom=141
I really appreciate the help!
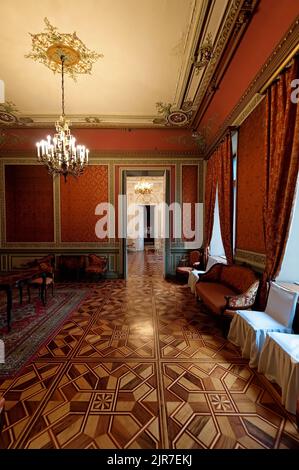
left=25, top=17, right=103, bottom=80
left=0, top=102, right=33, bottom=127
left=0, top=149, right=202, bottom=159
left=153, top=101, right=195, bottom=127
left=191, top=0, right=259, bottom=129
left=152, top=0, right=259, bottom=130
left=205, top=15, right=299, bottom=158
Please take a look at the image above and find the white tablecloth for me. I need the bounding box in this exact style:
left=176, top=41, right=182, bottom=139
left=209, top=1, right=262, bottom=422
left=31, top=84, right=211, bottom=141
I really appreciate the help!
left=258, top=332, right=299, bottom=414
left=228, top=310, right=291, bottom=368
left=188, top=269, right=204, bottom=294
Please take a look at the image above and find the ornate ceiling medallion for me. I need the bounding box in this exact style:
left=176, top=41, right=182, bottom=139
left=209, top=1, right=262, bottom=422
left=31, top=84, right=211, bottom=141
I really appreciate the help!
left=153, top=101, right=193, bottom=127
left=167, top=111, right=189, bottom=126
left=0, top=102, right=33, bottom=126
left=25, top=18, right=103, bottom=80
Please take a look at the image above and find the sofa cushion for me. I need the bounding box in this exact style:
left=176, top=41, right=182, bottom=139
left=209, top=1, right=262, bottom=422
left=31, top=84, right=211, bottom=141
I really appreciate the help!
left=196, top=282, right=237, bottom=315
left=219, top=265, right=258, bottom=294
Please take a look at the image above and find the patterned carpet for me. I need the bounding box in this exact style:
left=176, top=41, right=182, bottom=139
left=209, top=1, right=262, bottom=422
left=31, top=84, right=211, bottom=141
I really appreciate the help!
left=0, top=289, right=88, bottom=378
left=0, top=250, right=298, bottom=449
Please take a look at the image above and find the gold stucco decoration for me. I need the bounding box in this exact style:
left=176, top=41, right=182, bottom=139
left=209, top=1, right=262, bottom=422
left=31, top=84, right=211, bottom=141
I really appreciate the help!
left=25, top=18, right=103, bottom=80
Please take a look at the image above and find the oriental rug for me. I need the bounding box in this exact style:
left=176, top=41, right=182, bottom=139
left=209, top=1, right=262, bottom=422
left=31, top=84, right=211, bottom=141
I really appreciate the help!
left=0, top=288, right=88, bottom=378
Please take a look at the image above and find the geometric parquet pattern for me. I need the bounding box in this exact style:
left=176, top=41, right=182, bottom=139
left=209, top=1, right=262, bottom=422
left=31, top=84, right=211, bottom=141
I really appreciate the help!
left=0, top=251, right=299, bottom=449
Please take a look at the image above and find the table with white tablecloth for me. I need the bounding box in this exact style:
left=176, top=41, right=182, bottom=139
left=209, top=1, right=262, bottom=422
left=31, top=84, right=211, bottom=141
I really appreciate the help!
left=258, top=332, right=299, bottom=414
left=188, top=269, right=204, bottom=294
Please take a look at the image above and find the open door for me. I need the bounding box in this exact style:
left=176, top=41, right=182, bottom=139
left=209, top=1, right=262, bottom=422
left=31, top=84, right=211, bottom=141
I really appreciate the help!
left=163, top=169, right=171, bottom=278
left=121, top=170, right=128, bottom=279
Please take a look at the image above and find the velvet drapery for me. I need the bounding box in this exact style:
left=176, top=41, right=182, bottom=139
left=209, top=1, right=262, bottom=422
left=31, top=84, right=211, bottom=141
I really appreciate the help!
left=204, top=152, right=218, bottom=262
left=259, top=57, right=299, bottom=308
left=217, top=134, right=234, bottom=264
left=204, top=135, right=233, bottom=264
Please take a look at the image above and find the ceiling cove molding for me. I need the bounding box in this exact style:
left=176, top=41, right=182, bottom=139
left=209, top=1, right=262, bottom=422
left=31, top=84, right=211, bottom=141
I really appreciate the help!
left=205, top=15, right=299, bottom=159
left=0, top=150, right=203, bottom=159
left=175, top=0, right=213, bottom=109
left=191, top=0, right=259, bottom=129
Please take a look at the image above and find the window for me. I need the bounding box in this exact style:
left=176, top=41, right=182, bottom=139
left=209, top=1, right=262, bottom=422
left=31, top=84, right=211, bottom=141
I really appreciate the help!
left=209, top=130, right=237, bottom=261
left=277, top=175, right=299, bottom=282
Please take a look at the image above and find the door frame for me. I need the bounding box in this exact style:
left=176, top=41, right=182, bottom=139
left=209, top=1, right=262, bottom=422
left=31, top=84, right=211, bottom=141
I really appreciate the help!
left=121, top=169, right=170, bottom=279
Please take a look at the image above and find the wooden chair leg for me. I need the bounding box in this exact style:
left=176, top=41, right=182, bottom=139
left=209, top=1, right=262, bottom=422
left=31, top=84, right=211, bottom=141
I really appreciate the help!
left=19, top=284, right=23, bottom=305
left=0, top=397, right=5, bottom=433
left=27, top=284, right=31, bottom=303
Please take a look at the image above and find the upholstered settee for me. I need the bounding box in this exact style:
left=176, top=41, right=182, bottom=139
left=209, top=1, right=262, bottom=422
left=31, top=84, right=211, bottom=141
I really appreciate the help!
left=195, top=263, right=260, bottom=317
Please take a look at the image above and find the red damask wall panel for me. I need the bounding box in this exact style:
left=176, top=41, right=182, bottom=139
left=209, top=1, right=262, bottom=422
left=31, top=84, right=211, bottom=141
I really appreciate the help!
left=5, top=165, right=54, bottom=242
left=60, top=165, right=108, bottom=242
left=182, top=165, right=198, bottom=241
left=236, top=99, right=266, bottom=253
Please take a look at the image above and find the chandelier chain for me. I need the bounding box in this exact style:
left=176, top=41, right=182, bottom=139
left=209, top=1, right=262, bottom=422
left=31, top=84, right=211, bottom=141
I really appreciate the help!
left=61, top=55, right=65, bottom=117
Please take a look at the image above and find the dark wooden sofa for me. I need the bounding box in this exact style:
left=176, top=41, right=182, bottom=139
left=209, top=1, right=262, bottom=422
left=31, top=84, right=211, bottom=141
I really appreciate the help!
left=195, top=263, right=260, bottom=322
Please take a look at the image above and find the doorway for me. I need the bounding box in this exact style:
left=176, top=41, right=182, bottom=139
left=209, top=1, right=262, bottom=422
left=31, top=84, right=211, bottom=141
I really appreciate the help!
left=144, top=205, right=155, bottom=246
left=121, top=170, right=170, bottom=279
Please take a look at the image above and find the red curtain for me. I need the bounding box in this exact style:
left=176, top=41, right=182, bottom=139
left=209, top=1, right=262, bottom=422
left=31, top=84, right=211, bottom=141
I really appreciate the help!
left=204, top=153, right=218, bottom=261
left=204, top=134, right=233, bottom=264
left=259, top=57, right=299, bottom=308
left=217, top=134, right=234, bottom=264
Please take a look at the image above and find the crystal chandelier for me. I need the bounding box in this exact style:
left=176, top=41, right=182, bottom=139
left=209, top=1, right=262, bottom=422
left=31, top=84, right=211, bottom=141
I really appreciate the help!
left=36, top=54, right=89, bottom=181
left=134, top=180, right=153, bottom=195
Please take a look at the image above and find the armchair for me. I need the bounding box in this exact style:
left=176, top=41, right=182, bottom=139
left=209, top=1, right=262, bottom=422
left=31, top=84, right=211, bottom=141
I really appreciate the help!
left=85, top=254, right=108, bottom=281
left=22, top=255, right=55, bottom=305
left=27, top=261, right=54, bottom=306
left=176, top=250, right=202, bottom=282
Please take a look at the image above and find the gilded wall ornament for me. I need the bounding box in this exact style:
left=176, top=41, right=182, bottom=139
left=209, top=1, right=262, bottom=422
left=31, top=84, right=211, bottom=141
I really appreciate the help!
left=192, top=33, right=214, bottom=74
left=154, top=101, right=193, bottom=127
left=0, top=102, right=33, bottom=126
left=25, top=18, right=103, bottom=80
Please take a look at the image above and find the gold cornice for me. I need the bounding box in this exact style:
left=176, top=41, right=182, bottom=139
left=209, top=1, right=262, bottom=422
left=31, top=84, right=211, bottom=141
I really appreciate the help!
left=0, top=150, right=203, bottom=159
left=232, top=93, right=265, bottom=127
left=175, top=0, right=213, bottom=108
left=205, top=15, right=299, bottom=159
left=191, top=0, right=259, bottom=128
left=0, top=117, right=163, bottom=129
left=259, top=41, right=299, bottom=94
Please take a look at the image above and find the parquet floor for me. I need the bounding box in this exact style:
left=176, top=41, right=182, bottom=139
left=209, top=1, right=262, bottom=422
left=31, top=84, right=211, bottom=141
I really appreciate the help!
left=0, top=251, right=299, bottom=449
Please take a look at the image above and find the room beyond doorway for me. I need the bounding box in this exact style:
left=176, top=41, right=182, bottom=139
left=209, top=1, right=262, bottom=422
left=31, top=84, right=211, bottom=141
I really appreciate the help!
left=125, top=173, right=167, bottom=279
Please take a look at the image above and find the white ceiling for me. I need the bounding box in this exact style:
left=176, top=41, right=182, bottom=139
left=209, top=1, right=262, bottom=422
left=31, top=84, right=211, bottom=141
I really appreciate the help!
left=0, top=0, right=230, bottom=127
